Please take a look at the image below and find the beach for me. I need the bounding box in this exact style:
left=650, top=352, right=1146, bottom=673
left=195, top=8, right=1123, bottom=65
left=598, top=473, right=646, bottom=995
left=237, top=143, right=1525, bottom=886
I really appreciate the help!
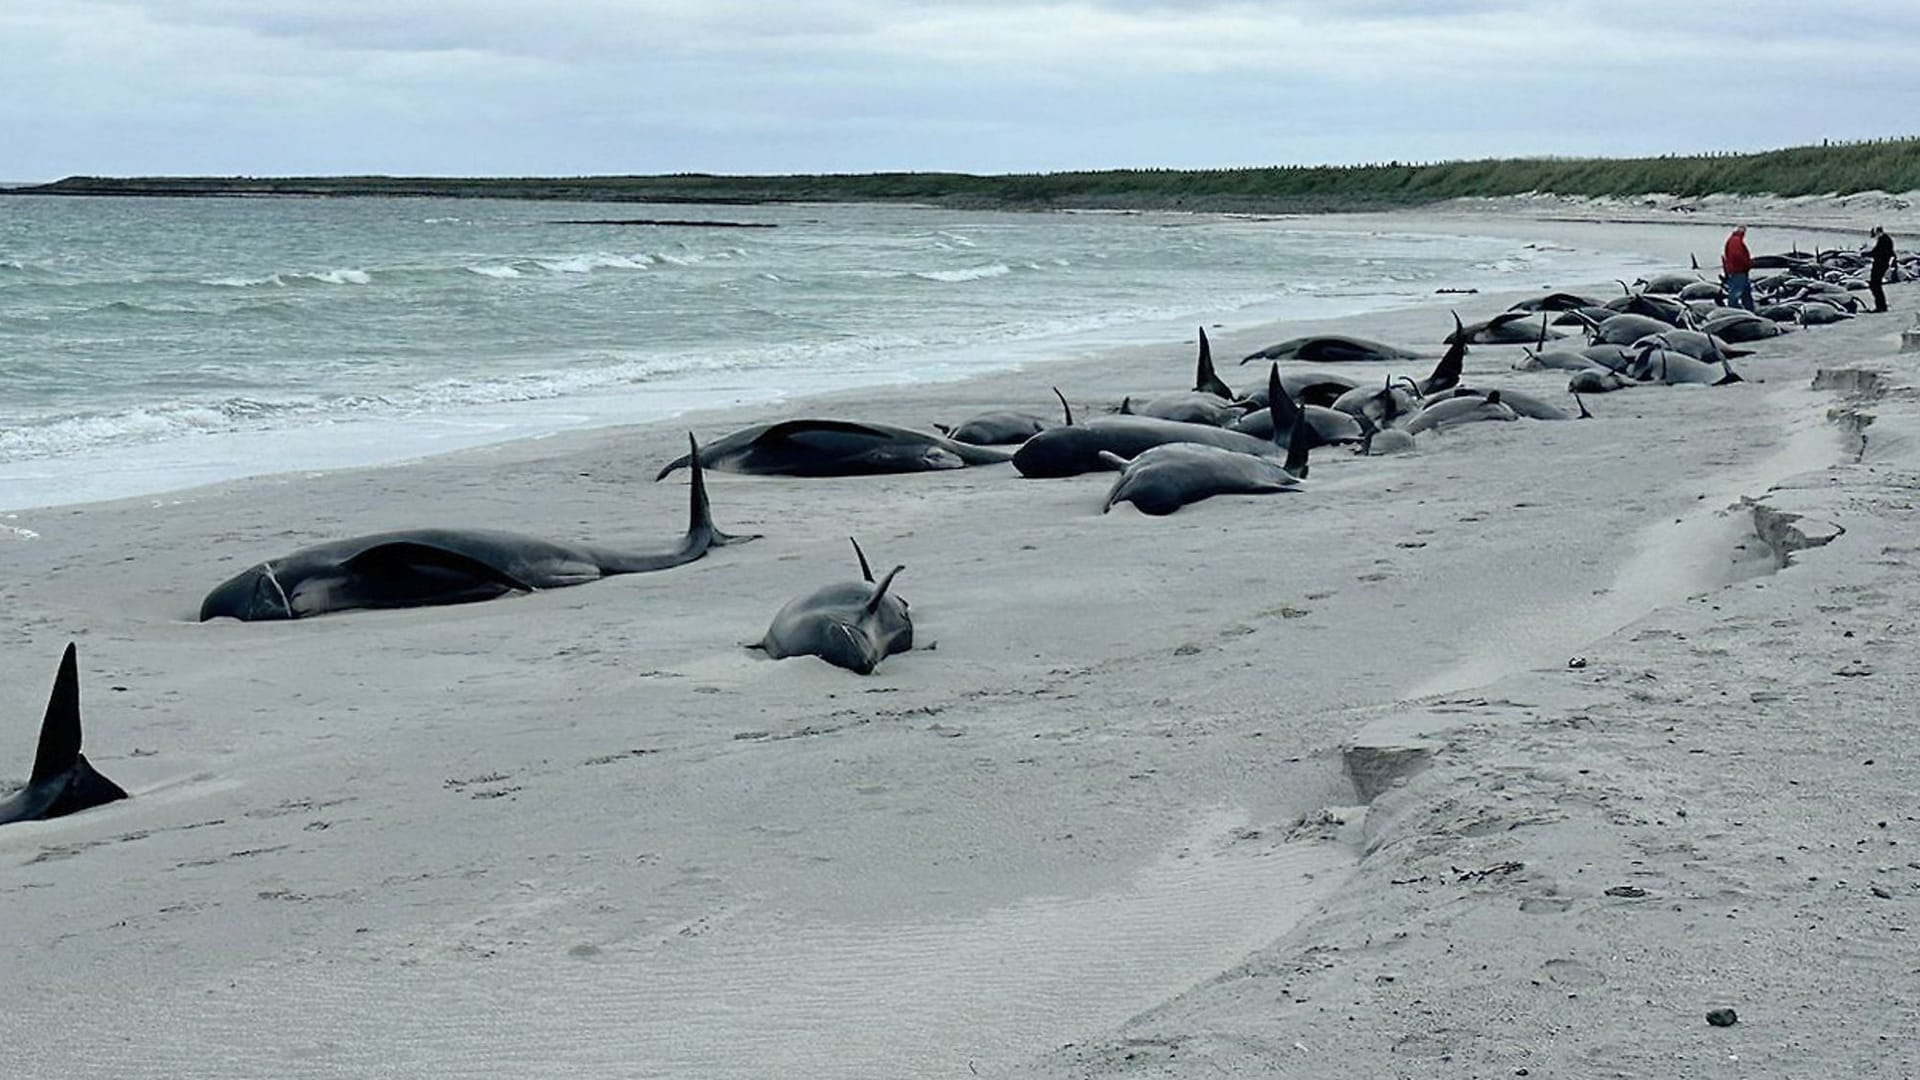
left=2, top=203, right=1916, bottom=1078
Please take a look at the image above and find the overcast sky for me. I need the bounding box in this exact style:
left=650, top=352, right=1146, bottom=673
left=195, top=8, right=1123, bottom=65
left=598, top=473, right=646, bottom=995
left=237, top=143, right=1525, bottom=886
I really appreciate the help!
left=4, top=1, right=1917, bottom=180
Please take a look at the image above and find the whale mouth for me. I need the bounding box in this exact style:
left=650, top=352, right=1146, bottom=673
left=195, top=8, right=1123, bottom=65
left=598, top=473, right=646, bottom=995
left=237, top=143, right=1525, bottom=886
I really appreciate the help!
left=822, top=622, right=880, bottom=675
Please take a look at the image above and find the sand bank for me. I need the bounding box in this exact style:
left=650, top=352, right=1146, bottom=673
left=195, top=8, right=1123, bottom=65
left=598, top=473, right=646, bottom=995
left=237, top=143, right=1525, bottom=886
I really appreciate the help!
left=0, top=208, right=1913, bottom=1077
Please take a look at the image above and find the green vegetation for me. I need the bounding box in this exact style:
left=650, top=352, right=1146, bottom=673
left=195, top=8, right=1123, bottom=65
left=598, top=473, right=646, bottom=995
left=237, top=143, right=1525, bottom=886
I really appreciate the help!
left=13, top=138, right=1920, bottom=212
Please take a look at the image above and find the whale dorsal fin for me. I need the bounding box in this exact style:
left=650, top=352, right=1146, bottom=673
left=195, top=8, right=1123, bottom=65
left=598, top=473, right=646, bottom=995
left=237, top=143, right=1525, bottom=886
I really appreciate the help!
left=24, top=643, right=129, bottom=820
left=1051, top=387, right=1074, bottom=427
left=1264, top=363, right=1301, bottom=448
left=849, top=537, right=875, bottom=583
left=30, top=643, right=83, bottom=786
left=1283, top=395, right=1319, bottom=479
left=1194, top=328, right=1233, bottom=400
left=865, top=565, right=906, bottom=614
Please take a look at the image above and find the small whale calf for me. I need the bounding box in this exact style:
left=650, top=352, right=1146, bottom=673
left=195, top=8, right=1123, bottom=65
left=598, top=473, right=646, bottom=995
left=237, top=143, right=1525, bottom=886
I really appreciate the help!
left=933, top=411, right=1055, bottom=445
left=2, top=644, right=127, bottom=826
left=751, top=539, right=913, bottom=674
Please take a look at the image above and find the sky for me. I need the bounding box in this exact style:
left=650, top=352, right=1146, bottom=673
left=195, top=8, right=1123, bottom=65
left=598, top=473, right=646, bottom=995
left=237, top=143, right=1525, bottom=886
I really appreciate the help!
left=4, top=1, right=1918, bottom=180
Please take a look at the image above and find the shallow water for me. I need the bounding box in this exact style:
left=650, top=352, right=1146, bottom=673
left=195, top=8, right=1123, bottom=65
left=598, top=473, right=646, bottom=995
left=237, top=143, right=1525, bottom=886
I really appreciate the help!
left=0, top=196, right=1670, bottom=509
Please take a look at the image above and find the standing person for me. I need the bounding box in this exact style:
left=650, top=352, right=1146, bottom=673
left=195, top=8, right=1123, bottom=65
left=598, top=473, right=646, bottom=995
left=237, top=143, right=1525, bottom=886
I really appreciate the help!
left=1722, top=225, right=1755, bottom=312
left=1867, top=226, right=1895, bottom=313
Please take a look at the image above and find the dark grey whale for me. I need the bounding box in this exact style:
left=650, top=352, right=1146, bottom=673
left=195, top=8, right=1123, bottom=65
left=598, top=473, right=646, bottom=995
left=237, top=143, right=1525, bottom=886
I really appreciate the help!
left=1239, top=335, right=1422, bottom=366
left=201, top=435, right=754, bottom=621
left=933, top=411, right=1055, bottom=445
left=1013, top=386, right=1293, bottom=479
left=750, top=539, right=913, bottom=675
left=655, top=419, right=1013, bottom=478
left=1100, top=369, right=1315, bottom=515
left=2, top=644, right=128, bottom=826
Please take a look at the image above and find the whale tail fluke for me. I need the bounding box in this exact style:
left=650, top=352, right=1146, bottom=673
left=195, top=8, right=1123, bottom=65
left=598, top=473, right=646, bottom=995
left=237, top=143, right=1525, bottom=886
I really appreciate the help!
left=684, top=434, right=757, bottom=547
left=1423, top=316, right=1467, bottom=394
left=654, top=442, right=694, bottom=481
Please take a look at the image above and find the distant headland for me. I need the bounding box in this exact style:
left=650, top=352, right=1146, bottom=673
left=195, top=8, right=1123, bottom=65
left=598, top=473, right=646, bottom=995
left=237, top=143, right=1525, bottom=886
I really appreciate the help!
left=9, top=137, right=1918, bottom=212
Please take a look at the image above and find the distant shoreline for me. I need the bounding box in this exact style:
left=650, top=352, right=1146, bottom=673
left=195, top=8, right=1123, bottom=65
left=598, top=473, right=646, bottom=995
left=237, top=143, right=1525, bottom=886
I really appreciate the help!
left=8, top=138, right=1917, bottom=213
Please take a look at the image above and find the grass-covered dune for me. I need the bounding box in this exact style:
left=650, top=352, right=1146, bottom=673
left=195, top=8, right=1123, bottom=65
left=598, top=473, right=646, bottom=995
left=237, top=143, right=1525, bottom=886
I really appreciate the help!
left=12, top=137, right=1920, bottom=211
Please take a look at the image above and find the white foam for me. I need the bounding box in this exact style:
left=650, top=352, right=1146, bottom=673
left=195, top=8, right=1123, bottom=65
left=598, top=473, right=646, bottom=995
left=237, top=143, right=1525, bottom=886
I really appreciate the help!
left=914, top=263, right=1013, bottom=283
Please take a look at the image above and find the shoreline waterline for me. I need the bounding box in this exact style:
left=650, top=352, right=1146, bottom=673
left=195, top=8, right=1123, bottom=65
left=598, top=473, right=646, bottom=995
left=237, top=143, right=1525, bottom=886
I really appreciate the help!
left=0, top=203, right=1702, bottom=512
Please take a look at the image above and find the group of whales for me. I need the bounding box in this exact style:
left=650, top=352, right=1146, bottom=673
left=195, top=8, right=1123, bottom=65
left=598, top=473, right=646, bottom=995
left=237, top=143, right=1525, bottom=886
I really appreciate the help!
left=3, top=242, right=1860, bottom=823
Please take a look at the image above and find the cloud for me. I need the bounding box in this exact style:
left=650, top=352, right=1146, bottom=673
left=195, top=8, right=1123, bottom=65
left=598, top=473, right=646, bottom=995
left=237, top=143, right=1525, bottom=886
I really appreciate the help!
left=3, top=0, right=1917, bottom=177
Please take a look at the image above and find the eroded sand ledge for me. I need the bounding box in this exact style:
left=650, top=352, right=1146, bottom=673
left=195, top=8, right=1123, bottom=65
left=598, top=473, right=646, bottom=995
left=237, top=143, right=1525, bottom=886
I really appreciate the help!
left=0, top=208, right=1915, bottom=1078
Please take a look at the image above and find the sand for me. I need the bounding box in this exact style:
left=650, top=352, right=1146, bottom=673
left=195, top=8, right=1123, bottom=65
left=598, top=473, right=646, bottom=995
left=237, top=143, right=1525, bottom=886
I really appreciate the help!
left=1, top=205, right=1915, bottom=1079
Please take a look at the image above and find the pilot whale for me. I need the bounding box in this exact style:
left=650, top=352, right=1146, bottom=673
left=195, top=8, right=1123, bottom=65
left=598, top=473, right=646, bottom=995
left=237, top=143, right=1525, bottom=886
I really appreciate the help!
left=655, top=420, right=1012, bottom=479
left=751, top=539, right=913, bottom=674
left=200, top=434, right=755, bottom=621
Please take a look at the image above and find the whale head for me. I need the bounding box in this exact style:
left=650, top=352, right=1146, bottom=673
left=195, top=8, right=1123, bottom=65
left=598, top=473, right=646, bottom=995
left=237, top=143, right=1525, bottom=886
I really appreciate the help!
left=199, top=562, right=299, bottom=621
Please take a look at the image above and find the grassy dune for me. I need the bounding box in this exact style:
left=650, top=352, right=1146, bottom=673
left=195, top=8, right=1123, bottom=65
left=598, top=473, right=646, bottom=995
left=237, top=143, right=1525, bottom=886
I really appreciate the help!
left=13, top=138, right=1920, bottom=211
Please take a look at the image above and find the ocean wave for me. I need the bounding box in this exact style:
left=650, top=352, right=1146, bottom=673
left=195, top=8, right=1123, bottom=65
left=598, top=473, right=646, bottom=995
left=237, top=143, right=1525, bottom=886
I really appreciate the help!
left=301, top=268, right=372, bottom=285
left=0, top=259, right=68, bottom=285
left=201, top=267, right=373, bottom=288
left=87, top=299, right=208, bottom=318
left=1474, top=255, right=1536, bottom=272
left=913, top=264, right=1013, bottom=283
left=0, top=399, right=284, bottom=461
left=535, top=252, right=650, bottom=274
left=467, top=264, right=524, bottom=279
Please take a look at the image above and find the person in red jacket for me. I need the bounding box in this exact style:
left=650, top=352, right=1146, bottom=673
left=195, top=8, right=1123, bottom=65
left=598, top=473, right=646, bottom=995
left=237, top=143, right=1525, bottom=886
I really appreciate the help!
left=1722, top=225, right=1755, bottom=311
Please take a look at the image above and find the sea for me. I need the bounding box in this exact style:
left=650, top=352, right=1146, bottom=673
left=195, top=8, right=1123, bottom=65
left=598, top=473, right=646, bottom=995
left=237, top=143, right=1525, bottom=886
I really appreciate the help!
left=0, top=194, right=1668, bottom=512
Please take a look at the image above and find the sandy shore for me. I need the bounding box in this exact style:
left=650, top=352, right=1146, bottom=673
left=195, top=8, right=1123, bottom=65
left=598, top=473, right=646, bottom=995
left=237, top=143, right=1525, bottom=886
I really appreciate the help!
left=1, top=208, right=1915, bottom=1078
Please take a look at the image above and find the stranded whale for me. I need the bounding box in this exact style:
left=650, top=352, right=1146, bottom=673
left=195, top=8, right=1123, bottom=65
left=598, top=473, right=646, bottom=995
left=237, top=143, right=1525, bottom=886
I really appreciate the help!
left=750, top=539, right=913, bottom=674
left=655, top=420, right=1013, bottom=478
left=201, top=435, right=754, bottom=621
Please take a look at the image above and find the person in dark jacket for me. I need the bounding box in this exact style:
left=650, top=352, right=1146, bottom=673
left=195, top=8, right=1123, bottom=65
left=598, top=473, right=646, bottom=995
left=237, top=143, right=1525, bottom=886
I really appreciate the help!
left=1867, top=226, right=1895, bottom=313
left=1722, top=225, right=1755, bottom=311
